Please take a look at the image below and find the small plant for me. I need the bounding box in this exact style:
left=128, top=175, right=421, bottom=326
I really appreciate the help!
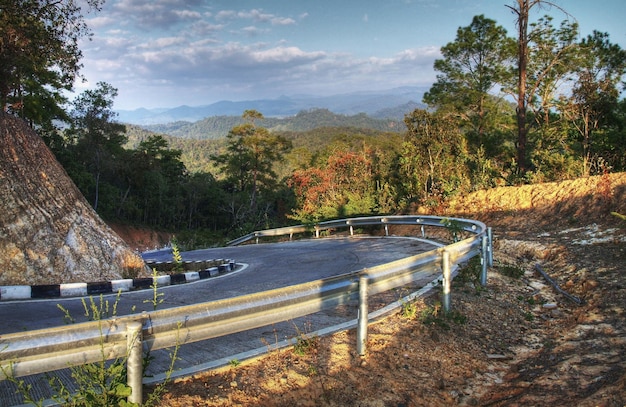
left=456, top=256, right=483, bottom=291
left=4, top=291, right=179, bottom=407
left=440, top=218, right=464, bottom=242
left=292, top=322, right=318, bottom=356
left=418, top=302, right=467, bottom=330
left=228, top=358, right=241, bottom=368
left=170, top=237, right=183, bottom=273
left=144, top=268, right=165, bottom=311
left=497, top=263, right=525, bottom=279
left=121, top=251, right=145, bottom=279
left=400, top=298, right=418, bottom=320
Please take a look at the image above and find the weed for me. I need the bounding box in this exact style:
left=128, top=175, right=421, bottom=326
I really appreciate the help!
left=400, top=298, right=418, bottom=320
left=292, top=321, right=318, bottom=356
left=228, top=359, right=241, bottom=368
left=497, top=263, right=525, bottom=279
left=456, top=256, right=483, bottom=291
left=144, top=268, right=164, bottom=311
left=440, top=218, right=464, bottom=242
left=4, top=289, right=179, bottom=406
left=418, top=302, right=467, bottom=330
left=170, top=237, right=183, bottom=273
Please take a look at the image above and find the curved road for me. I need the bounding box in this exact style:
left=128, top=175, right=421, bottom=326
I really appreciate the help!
left=0, top=236, right=440, bottom=406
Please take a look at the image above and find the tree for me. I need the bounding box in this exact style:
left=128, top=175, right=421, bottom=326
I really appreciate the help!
left=562, top=31, right=626, bottom=175
left=213, top=110, right=292, bottom=233
left=398, top=109, right=469, bottom=206
left=506, top=0, right=572, bottom=173
left=0, top=0, right=104, bottom=127
left=424, top=15, right=516, bottom=148
left=67, top=82, right=126, bottom=212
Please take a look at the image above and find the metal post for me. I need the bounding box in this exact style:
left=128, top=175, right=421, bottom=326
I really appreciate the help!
left=357, top=273, right=369, bottom=356
left=442, top=250, right=451, bottom=313
left=350, top=225, right=354, bottom=236
left=127, top=321, right=143, bottom=405
left=487, top=227, right=494, bottom=267
left=480, top=235, right=488, bottom=286
left=384, top=224, right=389, bottom=236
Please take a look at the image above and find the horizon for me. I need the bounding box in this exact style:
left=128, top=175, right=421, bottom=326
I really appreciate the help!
left=77, top=0, right=626, bottom=111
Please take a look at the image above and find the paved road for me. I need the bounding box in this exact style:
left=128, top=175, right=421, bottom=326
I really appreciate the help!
left=0, top=236, right=440, bottom=406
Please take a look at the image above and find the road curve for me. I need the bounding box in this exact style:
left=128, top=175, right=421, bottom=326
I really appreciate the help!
left=0, top=236, right=440, bottom=407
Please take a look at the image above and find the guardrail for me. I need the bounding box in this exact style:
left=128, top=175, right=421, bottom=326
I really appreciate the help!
left=0, top=215, right=492, bottom=404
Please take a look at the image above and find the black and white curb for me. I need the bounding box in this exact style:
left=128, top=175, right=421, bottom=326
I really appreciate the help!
left=0, top=260, right=236, bottom=301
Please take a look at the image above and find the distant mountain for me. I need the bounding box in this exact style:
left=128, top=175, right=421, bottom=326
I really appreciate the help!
left=143, top=108, right=406, bottom=139
left=116, top=86, right=427, bottom=125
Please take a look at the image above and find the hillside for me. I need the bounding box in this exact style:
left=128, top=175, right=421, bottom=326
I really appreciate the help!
left=141, top=108, right=405, bottom=140
left=153, top=173, right=626, bottom=406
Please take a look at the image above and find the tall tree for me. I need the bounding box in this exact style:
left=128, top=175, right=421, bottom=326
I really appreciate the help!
left=213, top=110, right=292, bottom=233
left=398, top=109, right=469, bottom=205
left=506, top=0, right=571, bottom=173
left=563, top=31, right=626, bottom=175
left=0, top=0, right=104, bottom=127
left=424, top=15, right=516, bottom=147
left=67, top=82, right=126, bottom=212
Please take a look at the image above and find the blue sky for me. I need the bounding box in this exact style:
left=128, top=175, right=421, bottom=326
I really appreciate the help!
left=77, top=0, right=626, bottom=110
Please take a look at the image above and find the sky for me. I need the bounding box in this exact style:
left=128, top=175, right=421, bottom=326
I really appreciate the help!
left=76, top=0, right=626, bottom=110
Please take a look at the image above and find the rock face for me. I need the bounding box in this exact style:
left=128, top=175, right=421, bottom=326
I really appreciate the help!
left=0, top=112, right=146, bottom=285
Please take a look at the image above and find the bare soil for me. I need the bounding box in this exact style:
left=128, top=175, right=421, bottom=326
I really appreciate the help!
left=138, top=173, right=626, bottom=407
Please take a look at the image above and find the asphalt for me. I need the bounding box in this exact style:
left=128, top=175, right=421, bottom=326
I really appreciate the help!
left=0, top=236, right=441, bottom=407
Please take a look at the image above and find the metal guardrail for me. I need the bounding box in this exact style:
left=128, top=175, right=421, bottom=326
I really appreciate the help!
left=0, top=215, right=492, bottom=404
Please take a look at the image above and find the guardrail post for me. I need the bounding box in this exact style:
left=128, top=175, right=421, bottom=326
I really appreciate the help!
left=487, top=227, right=493, bottom=267
left=480, top=235, right=489, bottom=286
left=127, top=321, right=143, bottom=405
left=357, top=273, right=369, bottom=356
left=442, top=250, right=451, bottom=313
left=350, top=225, right=354, bottom=236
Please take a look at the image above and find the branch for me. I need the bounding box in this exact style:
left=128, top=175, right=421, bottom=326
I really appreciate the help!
left=534, top=263, right=583, bottom=305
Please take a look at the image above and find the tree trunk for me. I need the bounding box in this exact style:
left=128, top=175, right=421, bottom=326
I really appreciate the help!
left=516, top=0, right=530, bottom=174
left=0, top=112, right=146, bottom=285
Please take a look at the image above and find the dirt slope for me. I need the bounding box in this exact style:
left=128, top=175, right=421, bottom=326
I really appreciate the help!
left=150, top=172, right=626, bottom=406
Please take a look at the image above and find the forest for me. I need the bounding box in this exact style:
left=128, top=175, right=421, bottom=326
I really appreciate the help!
left=2, top=2, right=625, bottom=248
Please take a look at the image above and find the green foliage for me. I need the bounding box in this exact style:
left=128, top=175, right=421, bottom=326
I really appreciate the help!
left=292, top=322, right=318, bottom=356
left=497, top=263, right=525, bottom=279
left=418, top=302, right=467, bottom=330
left=0, top=0, right=104, bottom=128
left=142, top=109, right=405, bottom=140
left=400, top=299, right=418, bottom=320
left=144, top=268, right=165, bottom=311
left=170, top=238, right=183, bottom=272
left=440, top=218, right=464, bottom=242
left=455, top=256, right=483, bottom=290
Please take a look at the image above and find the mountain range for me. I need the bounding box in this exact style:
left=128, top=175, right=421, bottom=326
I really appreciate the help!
left=115, top=86, right=428, bottom=125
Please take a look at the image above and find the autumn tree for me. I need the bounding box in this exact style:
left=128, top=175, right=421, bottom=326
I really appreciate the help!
left=288, top=150, right=377, bottom=223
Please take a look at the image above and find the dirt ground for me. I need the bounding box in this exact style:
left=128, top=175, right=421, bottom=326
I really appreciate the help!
left=136, top=172, right=625, bottom=407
